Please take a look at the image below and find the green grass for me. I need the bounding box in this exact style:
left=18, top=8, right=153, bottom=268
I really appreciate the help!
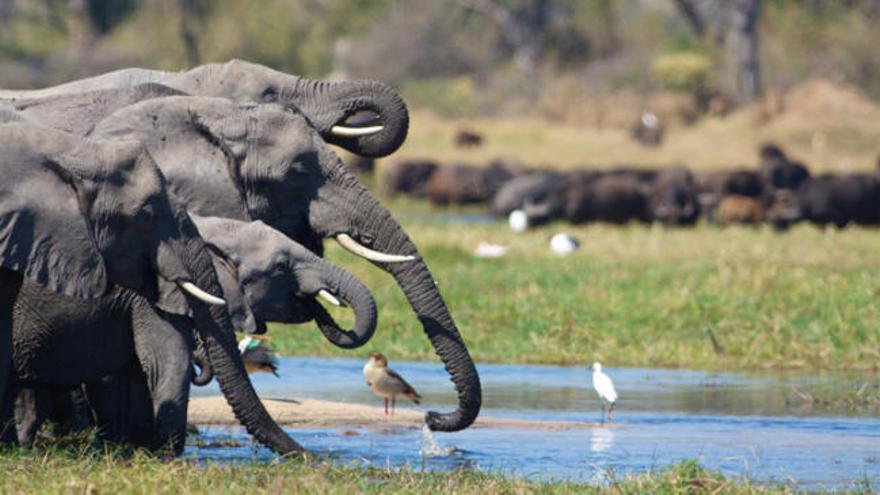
left=0, top=449, right=797, bottom=494
left=269, top=197, right=880, bottom=372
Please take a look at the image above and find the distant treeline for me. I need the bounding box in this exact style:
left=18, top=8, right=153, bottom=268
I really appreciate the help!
left=1, top=0, right=880, bottom=115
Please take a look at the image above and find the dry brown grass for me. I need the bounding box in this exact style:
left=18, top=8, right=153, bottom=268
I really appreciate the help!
left=379, top=79, right=880, bottom=174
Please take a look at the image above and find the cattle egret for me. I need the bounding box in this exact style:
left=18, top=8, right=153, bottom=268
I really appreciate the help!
left=238, top=336, right=280, bottom=376
left=509, top=209, right=529, bottom=232
left=475, top=241, right=509, bottom=258
left=364, top=352, right=422, bottom=415
left=592, top=362, right=617, bottom=423
left=550, top=233, right=580, bottom=255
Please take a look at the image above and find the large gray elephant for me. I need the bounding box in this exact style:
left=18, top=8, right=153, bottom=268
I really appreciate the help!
left=0, top=59, right=408, bottom=158
left=13, top=215, right=378, bottom=450
left=0, top=121, right=302, bottom=455
left=86, top=95, right=481, bottom=432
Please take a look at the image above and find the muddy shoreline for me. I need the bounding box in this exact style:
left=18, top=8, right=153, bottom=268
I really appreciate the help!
left=188, top=396, right=618, bottom=430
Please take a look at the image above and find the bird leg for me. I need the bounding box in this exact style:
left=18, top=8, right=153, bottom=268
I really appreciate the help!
left=391, top=396, right=396, bottom=415
left=608, top=403, right=615, bottom=423
left=384, top=397, right=389, bottom=415
left=600, top=403, right=606, bottom=424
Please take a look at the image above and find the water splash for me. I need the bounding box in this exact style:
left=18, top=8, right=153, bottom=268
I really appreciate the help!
left=419, top=425, right=459, bottom=458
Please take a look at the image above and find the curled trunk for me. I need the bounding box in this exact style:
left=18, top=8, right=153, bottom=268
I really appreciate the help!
left=309, top=263, right=377, bottom=349
left=342, top=184, right=482, bottom=431
left=290, top=80, right=408, bottom=158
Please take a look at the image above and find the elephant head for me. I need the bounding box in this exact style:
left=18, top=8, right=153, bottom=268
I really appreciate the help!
left=90, top=96, right=482, bottom=432
left=0, top=122, right=304, bottom=455
left=192, top=214, right=378, bottom=350
left=164, top=59, right=408, bottom=158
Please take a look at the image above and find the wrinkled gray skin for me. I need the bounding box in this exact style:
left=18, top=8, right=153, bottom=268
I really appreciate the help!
left=0, top=122, right=302, bottom=455
left=0, top=59, right=408, bottom=158
left=88, top=96, right=481, bottom=432
left=13, top=216, right=377, bottom=450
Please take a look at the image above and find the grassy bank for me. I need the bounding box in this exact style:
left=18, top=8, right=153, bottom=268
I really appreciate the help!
left=0, top=450, right=797, bottom=494
left=269, top=198, right=880, bottom=372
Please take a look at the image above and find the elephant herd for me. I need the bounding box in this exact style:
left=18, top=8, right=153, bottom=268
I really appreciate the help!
left=0, top=60, right=481, bottom=456
left=385, top=144, right=880, bottom=230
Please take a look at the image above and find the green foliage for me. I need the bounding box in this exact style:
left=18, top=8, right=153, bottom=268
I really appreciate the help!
left=271, top=205, right=880, bottom=371
left=651, top=51, right=712, bottom=93
left=400, top=77, right=478, bottom=117
left=0, top=450, right=789, bottom=494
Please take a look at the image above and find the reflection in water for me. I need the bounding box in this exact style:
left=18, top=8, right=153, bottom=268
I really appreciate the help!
left=190, top=357, right=880, bottom=490
left=589, top=427, right=615, bottom=453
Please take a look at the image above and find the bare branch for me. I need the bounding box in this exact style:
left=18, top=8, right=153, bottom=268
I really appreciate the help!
left=672, top=0, right=705, bottom=37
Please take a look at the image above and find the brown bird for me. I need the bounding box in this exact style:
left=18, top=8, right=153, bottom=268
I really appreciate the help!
left=363, top=352, right=421, bottom=415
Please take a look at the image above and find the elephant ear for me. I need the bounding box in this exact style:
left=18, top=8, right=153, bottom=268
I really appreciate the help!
left=155, top=244, right=262, bottom=334
left=0, top=158, right=107, bottom=298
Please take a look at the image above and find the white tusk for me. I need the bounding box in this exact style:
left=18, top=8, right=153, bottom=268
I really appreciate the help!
left=335, top=233, right=415, bottom=263
left=317, top=289, right=341, bottom=307
left=330, top=125, right=384, bottom=137
left=180, top=281, right=226, bottom=306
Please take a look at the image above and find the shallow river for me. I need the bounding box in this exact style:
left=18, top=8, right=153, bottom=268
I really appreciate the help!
left=190, top=357, right=879, bottom=490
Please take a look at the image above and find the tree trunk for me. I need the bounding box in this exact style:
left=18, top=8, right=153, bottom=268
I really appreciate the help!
left=726, top=0, right=761, bottom=102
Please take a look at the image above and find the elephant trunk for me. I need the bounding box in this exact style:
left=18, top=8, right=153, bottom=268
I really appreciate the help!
left=191, top=340, right=213, bottom=386
left=339, top=184, right=482, bottom=432
left=289, top=79, right=408, bottom=158
left=180, top=231, right=303, bottom=454
left=311, top=263, right=377, bottom=349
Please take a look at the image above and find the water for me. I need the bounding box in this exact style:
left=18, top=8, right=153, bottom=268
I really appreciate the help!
left=189, top=357, right=880, bottom=490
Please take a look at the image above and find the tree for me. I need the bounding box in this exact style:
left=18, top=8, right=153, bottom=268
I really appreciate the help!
left=671, top=0, right=762, bottom=102
left=457, top=0, right=554, bottom=87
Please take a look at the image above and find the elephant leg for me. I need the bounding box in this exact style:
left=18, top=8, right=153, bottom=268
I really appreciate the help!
left=85, top=374, right=128, bottom=444
left=0, top=269, right=21, bottom=444
left=14, top=387, right=51, bottom=447
left=131, top=306, right=192, bottom=455
left=49, top=386, right=94, bottom=438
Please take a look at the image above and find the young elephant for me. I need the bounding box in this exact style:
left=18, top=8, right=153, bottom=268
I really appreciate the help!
left=13, top=216, right=378, bottom=449
left=0, top=122, right=301, bottom=455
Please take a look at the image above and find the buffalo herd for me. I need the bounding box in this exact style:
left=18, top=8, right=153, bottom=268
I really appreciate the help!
left=381, top=144, right=880, bottom=230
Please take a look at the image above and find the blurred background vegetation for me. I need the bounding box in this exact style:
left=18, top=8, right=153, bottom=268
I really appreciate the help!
left=2, top=1, right=879, bottom=171
left=1, top=0, right=879, bottom=115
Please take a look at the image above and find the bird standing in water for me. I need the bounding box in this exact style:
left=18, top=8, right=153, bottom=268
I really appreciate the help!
left=363, top=352, right=421, bottom=415
left=592, top=362, right=617, bottom=423
left=238, top=336, right=280, bottom=376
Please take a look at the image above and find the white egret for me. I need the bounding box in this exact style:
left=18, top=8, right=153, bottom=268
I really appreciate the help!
left=508, top=209, right=528, bottom=232
left=549, top=233, right=580, bottom=255
left=591, top=361, right=618, bottom=423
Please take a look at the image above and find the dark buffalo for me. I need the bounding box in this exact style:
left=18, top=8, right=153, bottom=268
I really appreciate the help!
left=787, top=173, right=880, bottom=228
left=565, top=173, right=650, bottom=224
left=646, top=166, right=700, bottom=225
left=716, top=195, right=765, bottom=226
left=383, top=159, right=439, bottom=197
left=695, top=169, right=763, bottom=220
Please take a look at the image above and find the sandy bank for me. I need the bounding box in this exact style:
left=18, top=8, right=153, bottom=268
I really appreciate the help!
left=188, top=396, right=618, bottom=431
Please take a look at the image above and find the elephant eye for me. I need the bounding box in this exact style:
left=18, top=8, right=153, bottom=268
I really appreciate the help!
left=261, top=87, right=278, bottom=102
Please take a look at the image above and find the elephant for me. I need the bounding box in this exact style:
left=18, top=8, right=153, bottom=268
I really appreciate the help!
left=0, top=121, right=302, bottom=455
left=13, top=215, right=378, bottom=450
left=0, top=59, right=408, bottom=158
left=85, top=95, right=481, bottom=432
left=382, top=159, right=439, bottom=198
